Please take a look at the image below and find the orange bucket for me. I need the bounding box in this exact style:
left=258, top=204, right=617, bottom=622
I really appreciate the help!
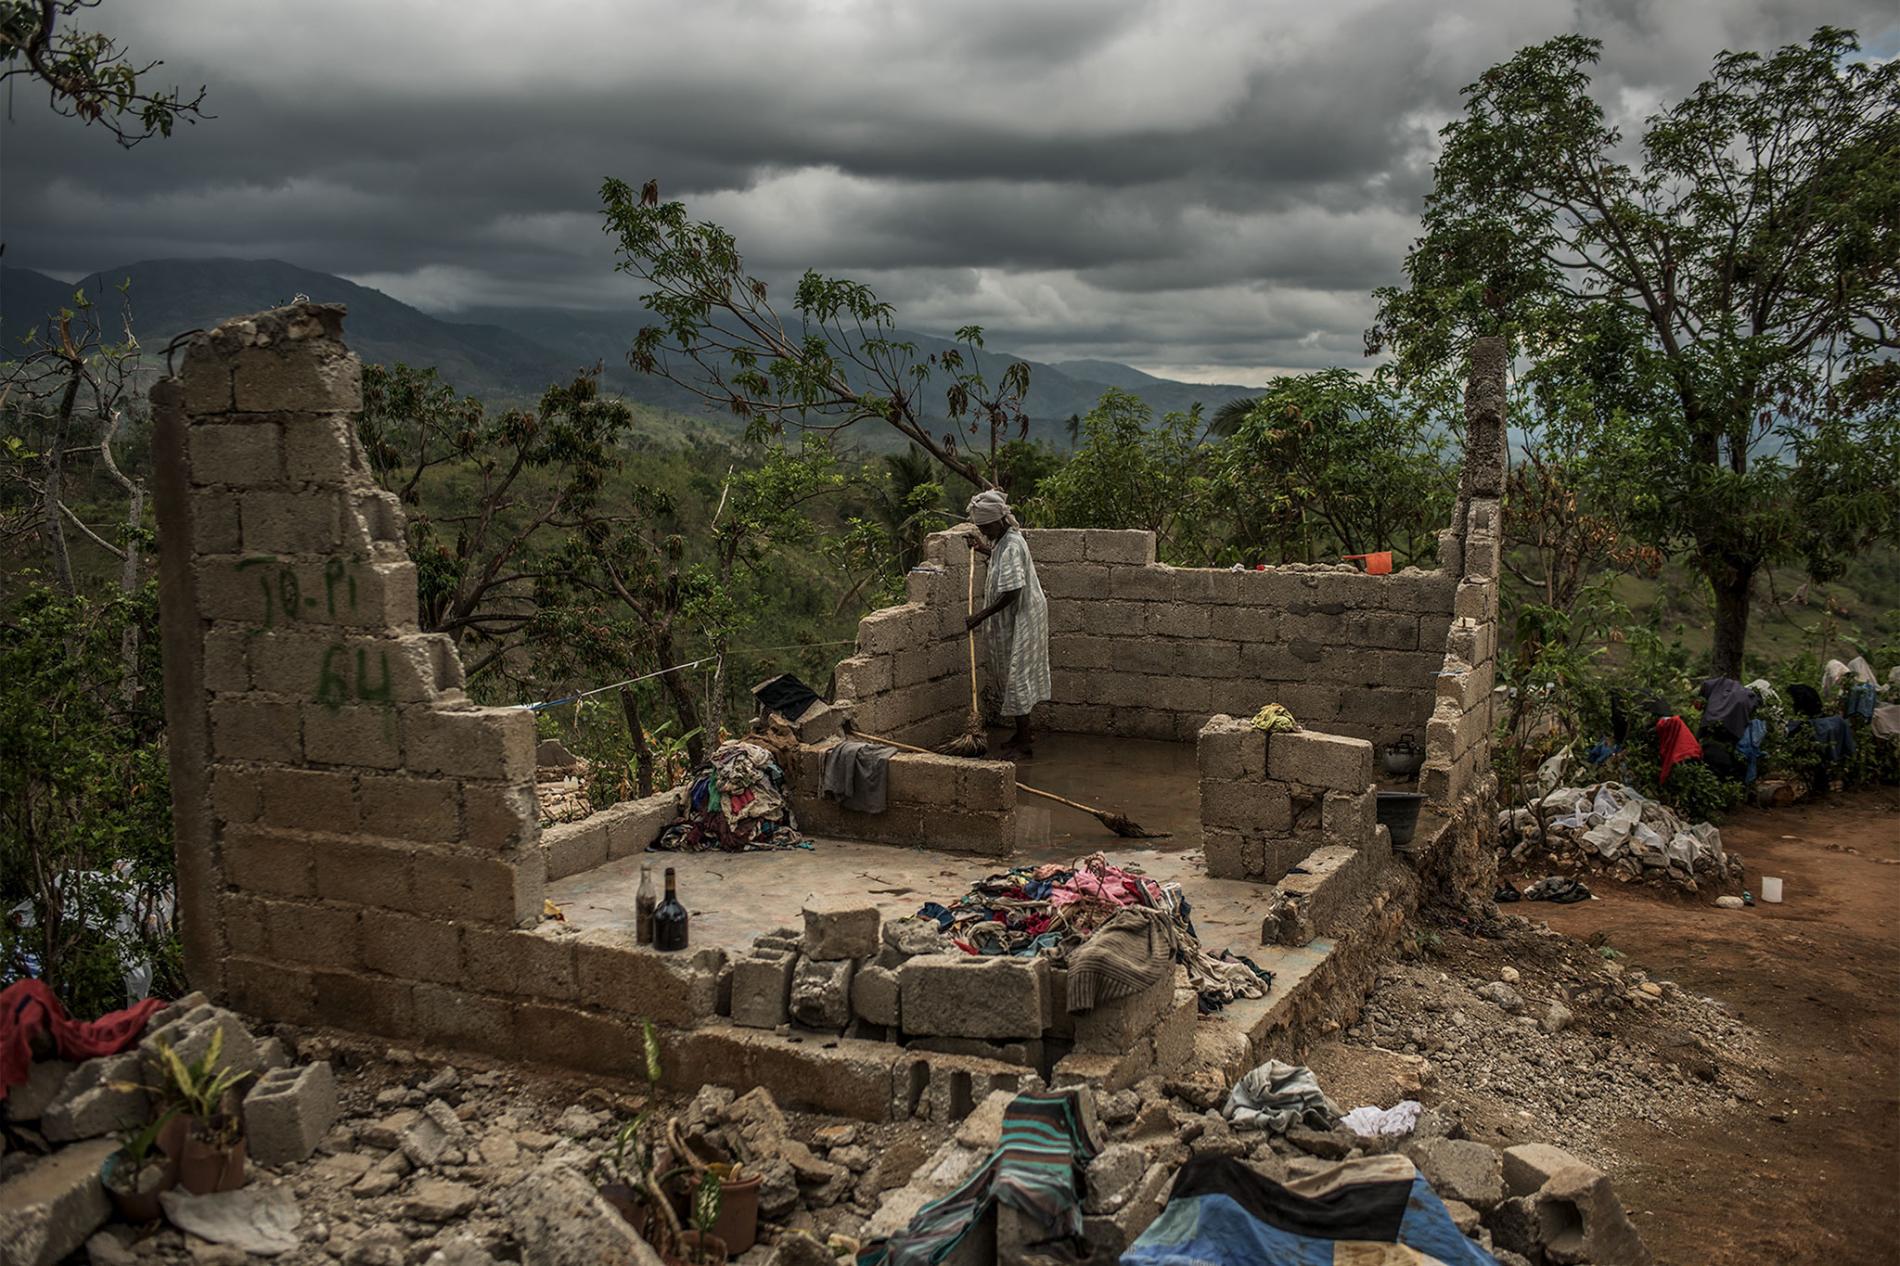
left=1344, top=551, right=1393, bottom=576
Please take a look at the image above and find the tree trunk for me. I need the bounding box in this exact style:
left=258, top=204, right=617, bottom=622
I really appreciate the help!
left=1709, top=565, right=1755, bottom=681
left=706, top=647, right=729, bottom=746
left=618, top=686, right=655, bottom=797
left=42, top=372, right=80, bottom=595
left=117, top=482, right=145, bottom=712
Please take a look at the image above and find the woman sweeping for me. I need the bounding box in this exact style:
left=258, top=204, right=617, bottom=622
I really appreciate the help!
left=962, top=489, right=1050, bottom=760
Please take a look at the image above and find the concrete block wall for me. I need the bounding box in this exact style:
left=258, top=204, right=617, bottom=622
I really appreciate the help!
left=539, top=790, right=681, bottom=881
left=1197, top=716, right=1377, bottom=882
left=152, top=302, right=734, bottom=1067
left=781, top=742, right=1016, bottom=856
left=831, top=531, right=989, bottom=749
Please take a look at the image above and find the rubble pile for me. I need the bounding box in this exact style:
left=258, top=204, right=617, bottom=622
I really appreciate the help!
left=534, top=739, right=595, bottom=825
left=1500, top=783, right=1744, bottom=894
left=1344, top=917, right=1763, bottom=1165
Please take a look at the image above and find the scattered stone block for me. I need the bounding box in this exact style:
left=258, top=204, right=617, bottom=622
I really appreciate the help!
left=1531, top=1164, right=1653, bottom=1265
left=899, top=955, right=1046, bottom=1040
left=242, top=1061, right=339, bottom=1166
left=731, top=953, right=797, bottom=1030
left=852, top=964, right=901, bottom=1028
left=404, top=1178, right=478, bottom=1222
left=502, top=1160, right=665, bottom=1266
left=40, top=1053, right=149, bottom=1143
left=4, top=1060, right=76, bottom=1123
left=1404, top=1137, right=1504, bottom=1211
left=791, top=957, right=855, bottom=1029
left=1070, top=968, right=1178, bottom=1053
left=0, top=1137, right=116, bottom=1266
left=1501, top=1141, right=1585, bottom=1197
left=1266, top=730, right=1374, bottom=792
left=882, top=917, right=948, bottom=958
left=802, top=898, right=881, bottom=960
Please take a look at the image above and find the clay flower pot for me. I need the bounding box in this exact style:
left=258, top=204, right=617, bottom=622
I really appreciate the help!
left=101, top=1151, right=174, bottom=1223
left=710, top=1173, right=761, bottom=1255
left=178, top=1133, right=247, bottom=1195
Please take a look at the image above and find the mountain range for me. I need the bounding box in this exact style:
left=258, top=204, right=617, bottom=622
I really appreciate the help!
left=1, top=258, right=1267, bottom=444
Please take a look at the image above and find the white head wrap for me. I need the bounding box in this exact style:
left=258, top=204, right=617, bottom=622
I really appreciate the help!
left=966, top=489, right=1017, bottom=527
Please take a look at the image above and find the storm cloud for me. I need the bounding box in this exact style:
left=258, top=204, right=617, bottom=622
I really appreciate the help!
left=4, top=0, right=1893, bottom=380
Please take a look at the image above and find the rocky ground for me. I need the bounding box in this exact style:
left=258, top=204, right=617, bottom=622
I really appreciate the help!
left=1337, top=910, right=1766, bottom=1169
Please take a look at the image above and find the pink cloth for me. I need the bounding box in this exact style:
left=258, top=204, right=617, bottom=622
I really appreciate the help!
left=1657, top=716, right=1703, bottom=784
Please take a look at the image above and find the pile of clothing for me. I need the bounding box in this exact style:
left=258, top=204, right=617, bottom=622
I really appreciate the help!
left=915, top=854, right=1270, bottom=1011
left=652, top=740, right=813, bottom=853
left=1499, top=782, right=1741, bottom=893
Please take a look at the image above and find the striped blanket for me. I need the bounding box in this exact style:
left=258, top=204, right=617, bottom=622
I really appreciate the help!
left=1123, top=1155, right=1499, bottom=1266
left=858, top=1088, right=1101, bottom=1266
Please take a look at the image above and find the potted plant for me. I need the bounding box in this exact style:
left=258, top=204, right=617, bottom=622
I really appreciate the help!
left=674, top=1168, right=727, bottom=1265
left=100, top=1108, right=180, bottom=1222
left=591, top=1022, right=687, bottom=1257
left=153, top=1030, right=250, bottom=1195
left=702, top=1161, right=759, bottom=1256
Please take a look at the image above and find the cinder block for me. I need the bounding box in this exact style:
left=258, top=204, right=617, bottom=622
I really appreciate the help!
left=303, top=703, right=401, bottom=770
left=282, top=414, right=361, bottom=484
left=1265, top=729, right=1373, bottom=791
left=852, top=963, right=900, bottom=1027
left=803, top=897, right=881, bottom=960
left=1148, top=987, right=1200, bottom=1075
left=730, top=953, right=796, bottom=1029
left=1197, top=716, right=1266, bottom=781
left=1018, top=528, right=1087, bottom=562
left=309, top=967, right=413, bottom=1035
left=261, top=899, right=362, bottom=971
left=242, top=1061, right=339, bottom=1166
left=190, top=421, right=284, bottom=488
left=403, top=705, right=534, bottom=781
left=464, top=927, right=577, bottom=1000
left=232, top=345, right=362, bottom=414
left=1082, top=531, right=1156, bottom=565
left=411, top=982, right=516, bottom=1057
left=856, top=604, right=930, bottom=657
left=791, top=956, right=855, bottom=1028
left=1036, top=563, right=1113, bottom=602
left=190, top=491, right=244, bottom=554
left=542, top=819, right=609, bottom=880
left=39, top=1055, right=148, bottom=1143
left=603, top=794, right=679, bottom=859
left=899, top=955, right=1045, bottom=1040
left=0, top=1136, right=116, bottom=1266
left=462, top=780, right=536, bottom=850
left=511, top=1003, right=639, bottom=1076
left=1453, top=578, right=1496, bottom=621
left=209, top=767, right=263, bottom=826
left=1070, top=966, right=1181, bottom=1053
left=210, top=697, right=301, bottom=764
left=1200, top=778, right=1291, bottom=833
left=361, top=908, right=462, bottom=983
left=259, top=767, right=359, bottom=832
left=923, top=812, right=1014, bottom=856
left=1322, top=789, right=1375, bottom=844
left=574, top=931, right=723, bottom=1026
left=411, top=850, right=528, bottom=925
left=195, top=555, right=419, bottom=631
left=313, top=836, right=416, bottom=909
left=239, top=489, right=344, bottom=554
left=358, top=773, right=460, bottom=842
left=221, top=825, right=316, bottom=897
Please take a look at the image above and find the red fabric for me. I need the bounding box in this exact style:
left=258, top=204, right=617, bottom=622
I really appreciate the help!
left=1657, top=716, right=1703, bottom=784
left=1, top=980, right=165, bottom=1100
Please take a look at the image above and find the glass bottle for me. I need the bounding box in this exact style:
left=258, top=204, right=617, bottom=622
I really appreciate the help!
left=635, top=862, right=658, bottom=946
left=653, top=867, right=689, bottom=952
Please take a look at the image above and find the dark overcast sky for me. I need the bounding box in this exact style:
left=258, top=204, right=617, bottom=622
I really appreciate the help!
left=4, top=1, right=1895, bottom=381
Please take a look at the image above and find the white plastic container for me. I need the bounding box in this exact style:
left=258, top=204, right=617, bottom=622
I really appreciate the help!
left=1761, top=876, right=1784, bottom=903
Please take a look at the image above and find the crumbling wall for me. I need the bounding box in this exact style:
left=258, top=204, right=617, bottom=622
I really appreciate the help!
left=781, top=744, right=1017, bottom=856
left=1197, top=719, right=1377, bottom=881
left=152, top=303, right=729, bottom=1067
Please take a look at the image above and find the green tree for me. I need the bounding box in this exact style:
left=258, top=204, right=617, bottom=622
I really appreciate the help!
left=600, top=178, right=1030, bottom=489
left=1370, top=28, right=1900, bottom=676
left=1028, top=389, right=1210, bottom=559
left=1, top=0, right=206, bottom=146
left=1206, top=368, right=1456, bottom=565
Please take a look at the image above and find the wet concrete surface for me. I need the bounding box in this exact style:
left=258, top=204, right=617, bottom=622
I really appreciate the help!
left=546, top=732, right=1279, bottom=959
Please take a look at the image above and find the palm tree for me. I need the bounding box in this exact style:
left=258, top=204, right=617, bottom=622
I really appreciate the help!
left=1209, top=396, right=1260, bottom=438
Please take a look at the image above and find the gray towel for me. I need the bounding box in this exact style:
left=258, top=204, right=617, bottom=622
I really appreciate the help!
left=822, top=740, right=894, bottom=814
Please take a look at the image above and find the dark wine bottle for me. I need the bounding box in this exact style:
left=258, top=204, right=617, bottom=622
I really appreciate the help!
left=634, top=862, right=657, bottom=946
left=652, top=867, right=689, bottom=952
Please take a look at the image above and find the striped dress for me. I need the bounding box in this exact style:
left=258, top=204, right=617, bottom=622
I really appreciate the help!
left=984, top=529, right=1051, bottom=718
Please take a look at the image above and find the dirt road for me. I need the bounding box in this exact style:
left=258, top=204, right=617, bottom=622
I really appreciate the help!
left=1536, top=786, right=1900, bottom=1266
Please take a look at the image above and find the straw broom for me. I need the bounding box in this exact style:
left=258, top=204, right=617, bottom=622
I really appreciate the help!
left=936, top=559, right=988, bottom=758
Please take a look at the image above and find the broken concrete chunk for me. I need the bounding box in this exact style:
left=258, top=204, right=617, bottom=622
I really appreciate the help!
left=502, top=1160, right=664, bottom=1266
left=404, top=1178, right=478, bottom=1222
left=4, top=1059, right=76, bottom=1123
left=0, top=1137, right=116, bottom=1266
left=1404, top=1137, right=1504, bottom=1211
left=138, top=1005, right=260, bottom=1079
left=400, top=1100, right=470, bottom=1168
left=899, top=954, right=1045, bottom=1040
left=40, top=1053, right=149, bottom=1143
left=850, top=964, right=900, bottom=1028
left=802, top=897, right=881, bottom=960
left=1082, top=1143, right=1149, bottom=1214
left=243, top=1061, right=340, bottom=1166
left=790, top=956, right=855, bottom=1029
left=1500, top=1141, right=1587, bottom=1197
left=157, top=1185, right=303, bottom=1255
left=1532, top=1164, right=1653, bottom=1265
left=881, top=916, right=948, bottom=959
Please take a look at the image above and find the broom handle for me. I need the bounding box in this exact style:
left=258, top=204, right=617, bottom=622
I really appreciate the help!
left=848, top=727, right=1117, bottom=819
left=964, top=558, right=980, bottom=715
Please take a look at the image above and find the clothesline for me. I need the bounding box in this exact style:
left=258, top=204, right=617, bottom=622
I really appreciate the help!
left=516, top=639, right=858, bottom=713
